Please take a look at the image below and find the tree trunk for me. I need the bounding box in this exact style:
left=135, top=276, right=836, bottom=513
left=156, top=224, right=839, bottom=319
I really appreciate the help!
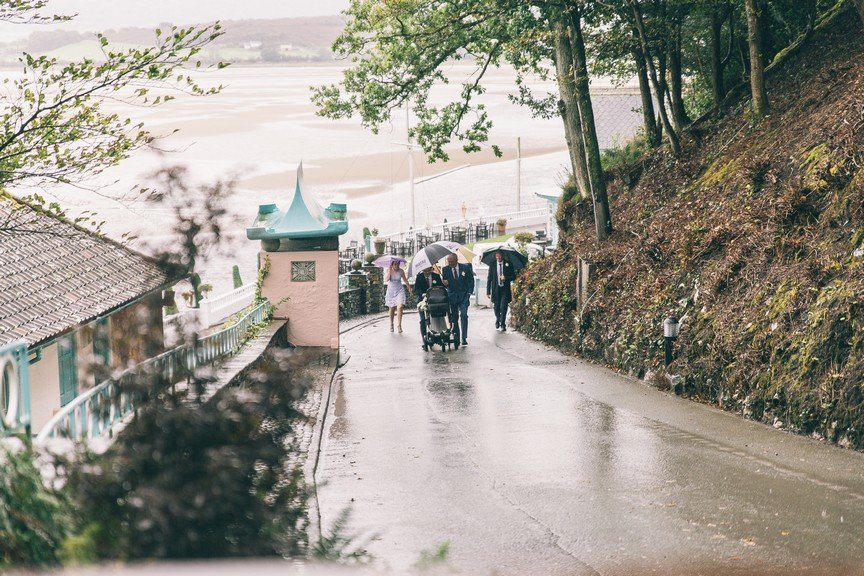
left=744, top=0, right=769, bottom=119
left=709, top=5, right=726, bottom=107
left=553, top=24, right=590, bottom=200
left=669, top=16, right=690, bottom=129
left=631, top=26, right=660, bottom=147
left=667, top=16, right=690, bottom=129
left=568, top=7, right=612, bottom=241
left=629, top=0, right=681, bottom=156
left=855, top=0, right=864, bottom=26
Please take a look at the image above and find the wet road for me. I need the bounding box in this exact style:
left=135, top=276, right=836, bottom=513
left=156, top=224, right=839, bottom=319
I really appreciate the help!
left=316, top=308, right=864, bottom=575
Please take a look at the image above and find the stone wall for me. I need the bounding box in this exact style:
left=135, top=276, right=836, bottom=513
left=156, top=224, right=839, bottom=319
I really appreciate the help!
left=339, top=267, right=417, bottom=321
left=339, top=288, right=365, bottom=319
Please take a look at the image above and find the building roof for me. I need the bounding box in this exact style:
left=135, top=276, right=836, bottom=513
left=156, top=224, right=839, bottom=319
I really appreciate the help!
left=535, top=190, right=562, bottom=203
left=246, top=162, right=348, bottom=240
left=0, top=196, right=177, bottom=347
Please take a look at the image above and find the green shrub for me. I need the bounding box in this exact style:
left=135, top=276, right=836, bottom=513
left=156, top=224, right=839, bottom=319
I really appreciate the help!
left=312, top=506, right=373, bottom=565
left=232, top=265, right=243, bottom=289
left=0, top=443, right=75, bottom=568
left=514, top=232, right=534, bottom=245
left=600, top=133, right=651, bottom=173
left=66, top=358, right=310, bottom=560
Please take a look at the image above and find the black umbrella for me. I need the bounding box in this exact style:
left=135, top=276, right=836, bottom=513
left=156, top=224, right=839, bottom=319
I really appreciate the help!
left=481, top=245, right=528, bottom=273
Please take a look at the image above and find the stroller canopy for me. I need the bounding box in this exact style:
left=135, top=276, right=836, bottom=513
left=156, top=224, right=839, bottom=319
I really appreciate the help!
left=425, top=286, right=450, bottom=316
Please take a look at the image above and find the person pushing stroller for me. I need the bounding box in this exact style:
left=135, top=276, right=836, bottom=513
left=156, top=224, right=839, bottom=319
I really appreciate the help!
left=414, top=265, right=445, bottom=350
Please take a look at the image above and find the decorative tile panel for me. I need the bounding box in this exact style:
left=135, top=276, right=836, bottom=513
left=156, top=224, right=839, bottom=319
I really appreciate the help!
left=291, top=261, right=316, bottom=282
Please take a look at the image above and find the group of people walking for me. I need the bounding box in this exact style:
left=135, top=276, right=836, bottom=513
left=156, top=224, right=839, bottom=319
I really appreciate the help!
left=383, top=248, right=517, bottom=345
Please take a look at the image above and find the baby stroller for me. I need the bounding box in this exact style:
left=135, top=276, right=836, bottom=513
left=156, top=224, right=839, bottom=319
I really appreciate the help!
left=421, top=286, right=459, bottom=351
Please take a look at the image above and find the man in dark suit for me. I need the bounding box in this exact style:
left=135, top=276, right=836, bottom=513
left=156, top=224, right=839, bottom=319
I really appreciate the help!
left=414, top=266, right=444, bottom=350
left=441, top=253, right=474, bottom=346
left=486, top=249, right=516, bottom=331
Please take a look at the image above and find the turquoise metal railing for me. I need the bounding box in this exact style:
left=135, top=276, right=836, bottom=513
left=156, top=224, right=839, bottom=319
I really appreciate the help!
left=0, top=340, right=32, bottom=436
left=35, top=301, right=271, bottom=445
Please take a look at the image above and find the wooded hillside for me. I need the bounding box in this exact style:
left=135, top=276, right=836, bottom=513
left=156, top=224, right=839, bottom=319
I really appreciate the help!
left=514, top=7, right=864, bottom=447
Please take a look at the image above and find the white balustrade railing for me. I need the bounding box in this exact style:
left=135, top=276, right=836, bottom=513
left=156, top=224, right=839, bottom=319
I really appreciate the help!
left=35, top=301, right=272, bottom=445
left=198, top=283, right=256, bottom=327
left=0, top=340, right=31, bottom=436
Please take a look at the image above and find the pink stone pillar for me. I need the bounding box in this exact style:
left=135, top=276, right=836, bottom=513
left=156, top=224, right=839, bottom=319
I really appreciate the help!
left=259, top=250, right=340, bottom=349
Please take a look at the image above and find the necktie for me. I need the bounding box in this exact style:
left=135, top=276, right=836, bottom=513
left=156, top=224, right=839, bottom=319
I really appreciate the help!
left=452, top=266, right=459, bottom=290
left=498, top=262, right=503, bottom=287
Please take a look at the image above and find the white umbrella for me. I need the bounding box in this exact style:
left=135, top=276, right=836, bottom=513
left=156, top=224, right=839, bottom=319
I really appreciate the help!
left=408, top=241, right=459, bottom=276
left=434, top=241, right=476, bottom=265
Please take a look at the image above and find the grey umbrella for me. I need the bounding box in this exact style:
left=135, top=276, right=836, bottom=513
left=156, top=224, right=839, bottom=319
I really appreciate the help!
left=408, top=241, right=460, bottom=276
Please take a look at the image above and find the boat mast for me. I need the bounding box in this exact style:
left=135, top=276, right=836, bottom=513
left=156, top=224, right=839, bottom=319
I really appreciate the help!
left=516, top=136, right=522, bottom=213
left=408, top=108, right=415, bottom=229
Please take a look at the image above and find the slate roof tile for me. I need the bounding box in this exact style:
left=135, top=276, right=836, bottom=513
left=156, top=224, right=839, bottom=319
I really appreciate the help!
left=0, top=197, right=177, bottom=347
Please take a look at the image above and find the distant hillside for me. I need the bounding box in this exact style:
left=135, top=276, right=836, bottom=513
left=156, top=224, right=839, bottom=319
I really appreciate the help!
left=0, top=16, right=345, bottom=65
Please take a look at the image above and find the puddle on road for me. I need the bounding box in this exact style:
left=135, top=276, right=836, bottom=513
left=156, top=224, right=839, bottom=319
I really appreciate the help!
left=329, top=376, right=349, bottom=439
left=425, top=377, right=476, bottom=413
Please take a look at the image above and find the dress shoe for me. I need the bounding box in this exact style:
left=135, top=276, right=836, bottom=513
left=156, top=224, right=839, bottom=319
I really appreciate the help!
left=461, top=339, right=468, bottom=346
left=495, top=322, right=500, bottom=329
left=501, top=326, right=507, bottom=332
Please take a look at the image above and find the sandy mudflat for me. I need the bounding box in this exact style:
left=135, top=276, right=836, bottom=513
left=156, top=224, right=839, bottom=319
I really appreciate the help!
left=144, top=103, right=315, bottom=137
left=239, top=144, right=566, bottom=196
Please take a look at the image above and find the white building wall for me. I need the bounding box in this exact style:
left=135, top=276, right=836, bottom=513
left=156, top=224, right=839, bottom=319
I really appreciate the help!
left=28, top=342, right=60, bottom=432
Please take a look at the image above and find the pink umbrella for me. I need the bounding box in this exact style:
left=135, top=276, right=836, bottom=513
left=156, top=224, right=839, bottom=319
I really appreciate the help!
left=373, top=255, right=407, bottom=268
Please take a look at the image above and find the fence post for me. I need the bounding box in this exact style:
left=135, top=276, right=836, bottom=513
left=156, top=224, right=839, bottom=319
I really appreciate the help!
left=577, top=256, right=592, bottom=310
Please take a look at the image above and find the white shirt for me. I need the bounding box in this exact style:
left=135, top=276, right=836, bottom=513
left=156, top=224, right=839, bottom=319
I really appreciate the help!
left=497, top=261, right=504, bottom=286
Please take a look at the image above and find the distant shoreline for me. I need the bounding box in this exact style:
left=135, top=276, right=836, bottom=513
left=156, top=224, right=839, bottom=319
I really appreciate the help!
left=0, top=59, right=347, bottom=70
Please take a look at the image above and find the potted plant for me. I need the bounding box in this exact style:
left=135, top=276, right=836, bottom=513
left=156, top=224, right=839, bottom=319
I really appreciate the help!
left=496, top=218, right=507, bottom=236
left=363, top=252, right=377, bottom=265
left=372, top=228, right=386, bottom=255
